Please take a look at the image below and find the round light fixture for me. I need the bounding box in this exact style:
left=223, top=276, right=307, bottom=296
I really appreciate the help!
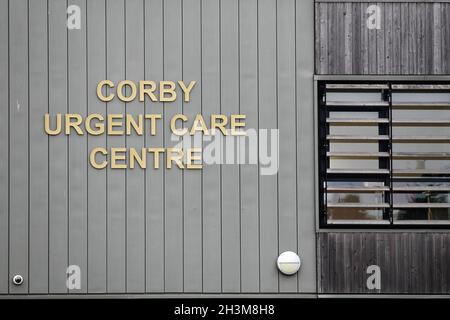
left=277, top=251, right=301, bottom=275
left=12, top=275, right=24, bottom=286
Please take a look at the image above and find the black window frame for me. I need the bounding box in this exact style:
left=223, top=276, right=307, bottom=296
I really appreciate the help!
left=318, top=80, right=450, bottom=229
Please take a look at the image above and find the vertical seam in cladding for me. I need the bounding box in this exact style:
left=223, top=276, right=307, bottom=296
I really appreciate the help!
left=256, top=0, right=260, bottom=293
left=27, top=0, right=30, bottom=294
left=84, top=0, right=89, bottom=293
left=406, top=3, right=409, bottom=75
left=374, top=3, right=377, bottom=75
left=181, top=0, right=184, bottom=293
left=294, top=0, right=299, bottom=293
left=397, top=3, right=404, bottom=74
left=47, top=0, right=50, bottom=294
left=105, top=0, right=108, bottom=293
left=143, top=0, right=146, bottom=293
left=85, top=0, right=89, bottom=293
left=238, top=0, right=242, bottom=293
left=219, top=0, right=223, bottom=293
left=66, top=0, right=69, bottom=294
left=442, top=3, right=445, bottom=74
left=200, top=0, right=203, bottom=293
left=124, top=0, right=127, bottom=293
left=7, top=0, right=9, bottom=294
left=276, top=0, right=280, bottom=293
left=313, top=2, right=316, bottom=74
left=384, top=2, right=387, bottom=75
left=162, top=0, right=166, bottom=292
left=441, top=3, right=450, bottom=74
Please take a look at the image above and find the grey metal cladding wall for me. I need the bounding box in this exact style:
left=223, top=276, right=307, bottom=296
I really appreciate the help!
left=319, top=233, right=450, bottom=294
left=315, top=1, right=450, bottom=74
left=0, top=0, right=316, bottom=295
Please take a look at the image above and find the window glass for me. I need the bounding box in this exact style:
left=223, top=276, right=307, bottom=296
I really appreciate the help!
left=327, top=92, right=383, bottom=102
left=326, top=182, right=386, bottom=221
left=393, top=182, right=450, bottom=221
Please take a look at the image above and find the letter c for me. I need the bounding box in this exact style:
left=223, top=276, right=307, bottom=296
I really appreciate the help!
left=97, top=80, right=115, bottom=102
left=90, top=147, right=108, bottom=169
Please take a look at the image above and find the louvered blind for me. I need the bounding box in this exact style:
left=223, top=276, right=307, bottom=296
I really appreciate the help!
left=319, top=82, right=450, bottom=226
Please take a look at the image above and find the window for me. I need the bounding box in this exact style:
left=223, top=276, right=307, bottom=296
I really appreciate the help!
left=318, top=82, right=450, bottom=226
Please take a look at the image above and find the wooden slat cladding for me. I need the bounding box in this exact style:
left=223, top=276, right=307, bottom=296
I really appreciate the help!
left=319, top=232, right=450, bottom=294
left=315, top=2, right=450, bottom=74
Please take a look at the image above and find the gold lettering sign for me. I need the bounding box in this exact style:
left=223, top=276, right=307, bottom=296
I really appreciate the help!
left=44, top=80, right=247, bottom=170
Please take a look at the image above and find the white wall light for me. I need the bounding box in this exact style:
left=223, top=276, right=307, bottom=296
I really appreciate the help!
left=277, top=251, right=301, bottom=275
left=12, top=275, right=24, bottom=285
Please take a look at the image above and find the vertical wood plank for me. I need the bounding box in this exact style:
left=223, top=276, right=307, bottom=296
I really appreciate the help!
left=383, top=232, right=393, bottom=293
left=410, top=233, right=421, bottom=293
left=445, top=4, right=450, bottom=74
left=408, top=3, right=417, bottom=74
left=202, top=0, right=222, bottom=293
left=402, top=233, right=410, bottom=292
left=314, top=3, right=320, bottom=74
left=48, top=0, right=68, bottom=293
left=106, top=0, right=126, bottom=293
left=352, top=233, right=363, bottom=293
left=442, top=4, right=449, bottom=74
left=336, top=2, right=344, bottom=74
left=376, top=2, right=385, bottom=74
left=319, top=234, right=328, bottom=293
left=423, top=233, right=432, bottom=293
left=445, top=234, right=450, bottom=293
left=145, top=0, right=165, bottom=293
left=220, top=0, right=241, bottom=293
left=441, top=235, right=448, bottom=293
left=328, top=4, right=336, bottom=74
left=368, top=3, right=377, bottom=74
left=390, top=232, right=398, bottom=293
left=433, top=234, right=441, bottom=293
left=392, top=3, right=401, bottom=74
left=87, top=0, right=107, bottom=293
left=336, top=233, right=345, bottom=292
left=0, top=0, right=9, bottom=294
left=277, top=0, right=297, bottom=293
left=258, top=0, right=278, bottom=293
left=416, top=2, right=425, bottom=75
left=239, top=0, right=259, bottom=293
left=28, top=0, right=49, bottom=294
left=424, top=3, right=432, bottom=74
left=352, top=3, right=361, bottom=74
left=125, top=0, right=145, bottom=293
left=360, top=233, right=369, bottom=293
left=342, top=234, right=351, bottom=293
left=373, top=234, right=383, bottom=294
left=385, top=3, right=393, bottom=74
left=318, top=3, right=328, bottom=75
left=328, top=233, right=337, bottom=292
left=361, top=2, right=369, bottom=74
left=344, top=2, right=352, bottom=74
left=182, top=0, right=202, bottom=293
left=400, top=3, right=409, bottom=74
left=433, top=3, right=442, bottom=75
